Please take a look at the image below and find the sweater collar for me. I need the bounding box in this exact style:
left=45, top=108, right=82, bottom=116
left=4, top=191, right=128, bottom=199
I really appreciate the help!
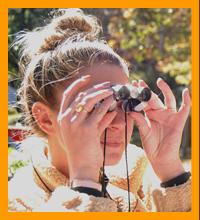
left=28, top=136, right=148, bottom=194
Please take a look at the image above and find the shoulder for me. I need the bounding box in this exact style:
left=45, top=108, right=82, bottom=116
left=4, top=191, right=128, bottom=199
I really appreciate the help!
left=8, top=164, right=48, bottom=211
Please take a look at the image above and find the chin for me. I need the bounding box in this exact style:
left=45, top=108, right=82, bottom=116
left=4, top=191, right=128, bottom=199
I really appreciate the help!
left=101, top=143, right=124, bottom=166
left=105, top=159, right=121, bottom=166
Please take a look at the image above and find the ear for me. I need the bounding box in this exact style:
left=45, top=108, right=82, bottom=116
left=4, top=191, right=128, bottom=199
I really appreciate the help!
left=32, top=102, right=55, bottom=135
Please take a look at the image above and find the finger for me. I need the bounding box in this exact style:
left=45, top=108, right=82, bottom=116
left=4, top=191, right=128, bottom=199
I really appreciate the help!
left=87, top=96, right=117, bottom=124
left=137, top=79, right=164, bottom=111
left=145, top=93, right=165, bottom=110
left=138, top=79, right=148, bottom=88
left=144, top=109, right=167, bottom=124
left=71, top=81, right=112, bottom=107
left=157, top=78, right=177, bottom=111
left=71, top=89, right=113, bottom=122
left=98, top=111, right=118, bottom=134
left=59, top=75, right=91, bottom=116
left=133, top=79, right=162, bottom=110
left=129, top=112, right=151, bottom=139
left=132, top=80, right=139, bottom=87
left=63, top=83, right=112, bottom=121
left=81, top=89, right=113, bottom=111
left=178, top=88, right=191, bottom=123
left=81, top=81, right=111, bottom=96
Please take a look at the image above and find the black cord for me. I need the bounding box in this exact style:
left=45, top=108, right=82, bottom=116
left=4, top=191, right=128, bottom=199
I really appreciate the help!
left=31, top=156, right=53, bottom=193
left=102, top=108, right=131, bottom=211
left=102, top=128, right=107, bottom=197
left=125, top=107, right=131, bottom=212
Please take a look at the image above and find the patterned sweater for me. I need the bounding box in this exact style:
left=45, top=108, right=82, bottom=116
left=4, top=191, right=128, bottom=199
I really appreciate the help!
left=8, top=139, right=191, bottom=212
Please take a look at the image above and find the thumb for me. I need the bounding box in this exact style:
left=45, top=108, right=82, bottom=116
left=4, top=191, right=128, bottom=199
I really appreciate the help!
left=98, top=111, right=117, bottom=134
left=129, top=112, right=151, bottom=139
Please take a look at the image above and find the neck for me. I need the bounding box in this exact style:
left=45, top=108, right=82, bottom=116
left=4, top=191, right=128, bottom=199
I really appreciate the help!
left=47, top=136, right=69, bottom=178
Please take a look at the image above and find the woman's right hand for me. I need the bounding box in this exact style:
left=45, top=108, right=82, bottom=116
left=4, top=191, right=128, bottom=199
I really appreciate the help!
left=57, top=75, right=117, bottom=182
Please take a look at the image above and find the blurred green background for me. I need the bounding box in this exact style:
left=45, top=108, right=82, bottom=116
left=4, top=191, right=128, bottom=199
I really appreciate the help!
left=8, top=9, right=191, bottom=172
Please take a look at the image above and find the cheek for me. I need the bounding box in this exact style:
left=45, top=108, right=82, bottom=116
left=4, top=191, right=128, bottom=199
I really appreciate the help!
left=127, top=115, right=134, bottom=137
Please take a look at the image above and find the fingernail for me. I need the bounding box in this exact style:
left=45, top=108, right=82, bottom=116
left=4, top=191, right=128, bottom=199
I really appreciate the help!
left=157, top=77, right=163, bottom=84
left=94, top=82, right=111, bottom=89
left=138, top=80, right=144, bottom=87
left=82, top=75, right=91, bottom=79
left=102, top=81, right=111, bottom=84
left=102, top=89, right=113, bottom=94
left=101, top=82, right=111, bottom=86
left=183, top=88, right=189, bottom=94
left=132, top=80, right=137, bottom=84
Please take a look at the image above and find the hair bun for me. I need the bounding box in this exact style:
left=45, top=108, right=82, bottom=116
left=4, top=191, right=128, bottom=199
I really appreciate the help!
left=39, top=9, right=102, bottom=53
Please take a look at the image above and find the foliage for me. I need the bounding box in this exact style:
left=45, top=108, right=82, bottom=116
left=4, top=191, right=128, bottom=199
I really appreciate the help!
left=107, top=9, right=191, bottom=84
left=8, top=8, right=52, bottom=86
left=8, top=147, right=30, bottom=180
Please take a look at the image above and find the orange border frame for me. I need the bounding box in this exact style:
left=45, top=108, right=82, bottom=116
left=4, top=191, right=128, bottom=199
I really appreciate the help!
left=0, top=1, right=199, bottom=220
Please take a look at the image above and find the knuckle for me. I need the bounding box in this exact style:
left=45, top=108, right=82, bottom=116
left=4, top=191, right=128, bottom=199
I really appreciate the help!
left=75, top=96, right=81, bottom=102
left=82, top=94, right=94, bottom=103
left=75, top=92, right=86, bottom=102
left=63, top=89, right=69, bottom=97
left=78, top=92, right=86, bottom=97
left=79, top=100, right=87, bottom=106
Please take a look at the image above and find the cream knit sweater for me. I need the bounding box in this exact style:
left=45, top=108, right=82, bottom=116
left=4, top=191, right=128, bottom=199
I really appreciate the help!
left=8, top=140, right=191, bottom=212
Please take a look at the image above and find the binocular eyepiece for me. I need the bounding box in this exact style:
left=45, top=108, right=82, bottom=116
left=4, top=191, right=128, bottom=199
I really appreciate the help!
left=109, top=84, right=152, bottom=112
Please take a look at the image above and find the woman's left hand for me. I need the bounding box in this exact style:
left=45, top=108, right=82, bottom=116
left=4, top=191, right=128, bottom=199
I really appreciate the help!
left=129, top=78, right=191, bottom=182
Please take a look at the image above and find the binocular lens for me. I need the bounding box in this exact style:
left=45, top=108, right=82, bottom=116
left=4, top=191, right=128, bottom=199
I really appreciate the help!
left=138, top=87, right=151, bottom=102
left=122, top=99, right=141, bottom=112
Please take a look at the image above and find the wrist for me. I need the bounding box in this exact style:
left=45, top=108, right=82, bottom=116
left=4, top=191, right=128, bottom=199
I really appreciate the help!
left=153, top=159, right=185, bottom=182
left=160, top=171, right=191, bottom=188
left=70, top=179, right=102, bottom=191
left=70, top=166, right=100, bottom=183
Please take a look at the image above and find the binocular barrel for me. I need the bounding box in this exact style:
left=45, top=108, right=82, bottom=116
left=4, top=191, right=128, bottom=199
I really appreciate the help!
left=94, top=84, right=152, bottom=113
left=111, top=85, right=151, bottom=112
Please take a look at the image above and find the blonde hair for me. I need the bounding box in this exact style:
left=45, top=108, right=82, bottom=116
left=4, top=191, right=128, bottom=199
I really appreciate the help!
left=15, top=9, right=129, bottom=136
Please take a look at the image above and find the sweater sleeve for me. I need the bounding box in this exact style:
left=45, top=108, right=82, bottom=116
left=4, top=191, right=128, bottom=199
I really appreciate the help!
left=152, top=178, right=191, bottom=212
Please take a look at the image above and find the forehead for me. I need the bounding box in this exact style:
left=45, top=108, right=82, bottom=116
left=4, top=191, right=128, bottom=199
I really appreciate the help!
left=55, top=64, right=129, bottom=106
left=83, top=64, right=129, bottom=87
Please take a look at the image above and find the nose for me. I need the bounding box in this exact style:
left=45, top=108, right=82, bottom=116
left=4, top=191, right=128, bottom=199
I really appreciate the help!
left=108, top=111, right=126, bottom=131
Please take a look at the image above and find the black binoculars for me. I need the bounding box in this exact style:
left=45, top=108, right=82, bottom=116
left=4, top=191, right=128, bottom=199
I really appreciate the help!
left=109, top=84, right=151, bottom=112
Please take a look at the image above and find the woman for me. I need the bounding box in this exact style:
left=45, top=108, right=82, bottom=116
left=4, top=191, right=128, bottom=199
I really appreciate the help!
left=9, top=9, right=191, bottom=212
